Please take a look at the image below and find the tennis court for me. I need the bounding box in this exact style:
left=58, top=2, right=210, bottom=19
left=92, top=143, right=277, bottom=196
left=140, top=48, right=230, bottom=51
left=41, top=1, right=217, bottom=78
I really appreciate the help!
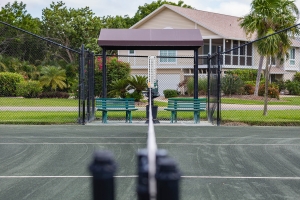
left=1, top=125, right=300, bottom=200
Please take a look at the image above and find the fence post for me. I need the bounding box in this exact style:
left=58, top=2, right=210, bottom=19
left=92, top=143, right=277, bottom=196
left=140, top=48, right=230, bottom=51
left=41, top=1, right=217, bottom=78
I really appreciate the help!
left=217, top=46, right=221, bottom=126
left=78, top=44, right=86, bottom=124
left=207, top=54, right=211, bottom=122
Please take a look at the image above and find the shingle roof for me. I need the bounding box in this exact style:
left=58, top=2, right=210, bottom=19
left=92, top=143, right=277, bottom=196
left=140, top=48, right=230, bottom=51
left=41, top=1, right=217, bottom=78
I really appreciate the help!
left=131, top=5, right=253, bottom=41
left=165, top=5, right=250, bottom=40
left=98, top=29, right=203, bottom=50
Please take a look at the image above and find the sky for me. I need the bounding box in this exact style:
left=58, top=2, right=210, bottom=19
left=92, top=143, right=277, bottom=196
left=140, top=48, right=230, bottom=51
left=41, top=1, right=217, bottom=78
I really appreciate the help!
left=2, top=0, right=300, bottom=19
left=1, top=0, right=255, bottom=18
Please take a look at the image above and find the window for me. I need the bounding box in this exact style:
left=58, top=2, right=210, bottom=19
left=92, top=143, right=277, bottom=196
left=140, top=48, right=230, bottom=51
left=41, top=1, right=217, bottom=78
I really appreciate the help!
left=224, top=40, right=252, bottom=66
left=129, top=50, right=135, bottom=54
left=271, top=57, right=276, bottom=66
left=290, top=48, right=295, bottom=65
left=160, top=50, right=176, bottom=63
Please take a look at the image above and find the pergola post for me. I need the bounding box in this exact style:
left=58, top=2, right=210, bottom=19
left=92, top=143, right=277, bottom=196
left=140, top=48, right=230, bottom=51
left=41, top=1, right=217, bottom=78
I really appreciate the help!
left=102, top=47, right=107, bottom=98
left=194, top=49, right=199, bottom=99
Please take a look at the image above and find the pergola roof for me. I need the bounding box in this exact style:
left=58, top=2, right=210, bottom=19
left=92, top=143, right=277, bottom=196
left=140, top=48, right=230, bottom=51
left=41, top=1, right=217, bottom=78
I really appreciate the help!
left=98, top=29, right=203, bottom=50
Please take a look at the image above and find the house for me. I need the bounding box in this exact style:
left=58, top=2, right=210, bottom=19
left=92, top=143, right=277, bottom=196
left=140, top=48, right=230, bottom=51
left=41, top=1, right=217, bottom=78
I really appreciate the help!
left=118, top=4, right=300, bottom=95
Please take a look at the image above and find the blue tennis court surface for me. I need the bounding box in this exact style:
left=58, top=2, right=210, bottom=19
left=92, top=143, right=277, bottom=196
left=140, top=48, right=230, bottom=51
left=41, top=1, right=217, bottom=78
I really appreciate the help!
left=0, top=125, right=300, bottom=199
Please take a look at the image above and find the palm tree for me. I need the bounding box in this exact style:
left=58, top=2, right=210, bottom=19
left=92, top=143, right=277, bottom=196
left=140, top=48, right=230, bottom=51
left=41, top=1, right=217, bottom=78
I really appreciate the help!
left=127, top=75, right=148, bottom=101
left=39, top=66, right=67, bottom=91
left=108, top=79, right=130, bottom=98
left=239, top=0, right=299, bottom=97
left=128, top=75, right=148, bottom=94
left=240, top=0, right=299, bottom=115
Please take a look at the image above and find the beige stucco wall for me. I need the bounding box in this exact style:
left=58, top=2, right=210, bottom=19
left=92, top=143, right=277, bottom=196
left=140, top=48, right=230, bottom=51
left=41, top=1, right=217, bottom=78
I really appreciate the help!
left=134, top=8, right=217, bottom=37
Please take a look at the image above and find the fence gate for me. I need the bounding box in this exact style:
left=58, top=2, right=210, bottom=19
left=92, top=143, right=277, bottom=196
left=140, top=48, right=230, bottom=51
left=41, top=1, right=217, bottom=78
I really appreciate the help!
left=207, top=49, right=221, bottom=125
left=78, top=45, right=95, bottom=124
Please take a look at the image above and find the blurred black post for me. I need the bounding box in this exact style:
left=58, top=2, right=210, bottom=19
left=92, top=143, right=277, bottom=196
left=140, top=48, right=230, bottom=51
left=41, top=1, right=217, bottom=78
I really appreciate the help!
left=89, top=151, right=116, bottom=200
left=137, top=149, right=149, bottom=200
left=156, top=157, right=181, bottom=200
left=137, top=149, right=168, bottom=200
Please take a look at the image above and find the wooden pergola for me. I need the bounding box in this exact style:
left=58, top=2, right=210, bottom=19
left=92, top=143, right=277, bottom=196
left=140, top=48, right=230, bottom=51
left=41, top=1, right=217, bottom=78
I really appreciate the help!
left=98, top=29, right=203, bottom=98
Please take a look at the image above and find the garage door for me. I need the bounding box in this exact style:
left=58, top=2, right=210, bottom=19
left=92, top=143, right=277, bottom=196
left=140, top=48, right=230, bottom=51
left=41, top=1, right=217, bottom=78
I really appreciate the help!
left=157, top=74, right=180, bottom=97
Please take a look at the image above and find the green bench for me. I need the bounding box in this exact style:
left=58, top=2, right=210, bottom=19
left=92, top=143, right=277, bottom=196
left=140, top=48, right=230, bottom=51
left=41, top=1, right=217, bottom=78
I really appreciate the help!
left=164, top=98, right=206, bottom=123
left=95, top=98, right=138, bottom=123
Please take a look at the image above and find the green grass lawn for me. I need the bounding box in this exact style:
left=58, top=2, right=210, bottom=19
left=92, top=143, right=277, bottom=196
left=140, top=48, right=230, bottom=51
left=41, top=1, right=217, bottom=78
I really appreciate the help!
left=221, top=97, right=300, bottom=105
left=1, top=96, right=300, bottom=125
left=221, top=110, right=300, bottom=126
left=0, top=97, right=78, bottom=106
left=0, top=111, right=78, bottom=124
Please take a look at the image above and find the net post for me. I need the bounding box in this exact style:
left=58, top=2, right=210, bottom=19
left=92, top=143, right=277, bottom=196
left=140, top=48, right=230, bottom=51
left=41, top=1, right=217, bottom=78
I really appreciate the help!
left=137, top=149, right=150, bottom=200
left=89, top=151, right=116, bottom=200
left=137, top=149, right=168, bottom=200
left=156, top=157, right=181, bottom=200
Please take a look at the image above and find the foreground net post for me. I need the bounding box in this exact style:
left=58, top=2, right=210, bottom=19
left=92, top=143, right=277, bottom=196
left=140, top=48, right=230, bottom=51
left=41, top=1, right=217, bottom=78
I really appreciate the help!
left=89, top=151, right=117, bottom=200
left=137, top=149, right=169, bottom=200
left=156, top=157, right=181, bottom=200
left=137, top=149, right=150, bottom=200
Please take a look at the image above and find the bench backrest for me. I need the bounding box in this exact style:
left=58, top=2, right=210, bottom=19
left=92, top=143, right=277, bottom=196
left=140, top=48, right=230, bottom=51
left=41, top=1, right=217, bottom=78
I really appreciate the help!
left=167, top=98, right=206, bottom=110
left=95, top=98, right=136, bottom=109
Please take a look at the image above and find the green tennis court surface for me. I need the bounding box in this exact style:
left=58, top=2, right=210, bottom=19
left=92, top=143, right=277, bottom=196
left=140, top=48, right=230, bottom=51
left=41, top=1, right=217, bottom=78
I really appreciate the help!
left=0, top=125, right=300, bottom=199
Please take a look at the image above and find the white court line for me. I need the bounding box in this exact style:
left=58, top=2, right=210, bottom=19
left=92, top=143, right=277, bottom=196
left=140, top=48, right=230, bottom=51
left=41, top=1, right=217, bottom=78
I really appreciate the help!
left=0, top=176, right=300, bottom=180
left=181, top=176, right=300, bottom=180
left=1, top=136, right=300, bottom=140
left=0, top=143, right=300, bottom=146
left=0, top=176, right=137, bottom=178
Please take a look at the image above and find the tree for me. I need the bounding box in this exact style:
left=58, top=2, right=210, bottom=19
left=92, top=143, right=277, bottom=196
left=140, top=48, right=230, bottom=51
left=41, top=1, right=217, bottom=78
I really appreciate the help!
left=41, top=1, right=103, bottom=62
left=108, top=79, right=130, bottom=98
left=0, top=1, right=41, bottom=33
left=239, top=0, right=299, bottom=98
left=0, top=1, right=42, bottom=62
left=127, top=75, right=148, bottom=101
left=39, top=66, right=67, bottom=91
left=239, top=0, right=299, bottom=115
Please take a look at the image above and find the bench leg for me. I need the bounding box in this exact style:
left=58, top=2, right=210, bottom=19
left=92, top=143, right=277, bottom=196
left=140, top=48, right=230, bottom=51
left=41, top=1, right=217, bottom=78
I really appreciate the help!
left=102, top=111, right=108, bottom=123
left=170, top=111, right=177, bottom=123
left=194, top=111, right=200, bottom=124
left=126, top=111, right=132, bottom=123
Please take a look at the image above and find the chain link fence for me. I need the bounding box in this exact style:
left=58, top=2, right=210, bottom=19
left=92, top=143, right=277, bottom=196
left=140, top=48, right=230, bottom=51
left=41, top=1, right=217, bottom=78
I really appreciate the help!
left=94, top=53, right=209, bottom=122
left=0, top=21, right=82, bottom=124
left=216, top=24, right=300, bottom=125
left=1, top=19, right=300, bottom=125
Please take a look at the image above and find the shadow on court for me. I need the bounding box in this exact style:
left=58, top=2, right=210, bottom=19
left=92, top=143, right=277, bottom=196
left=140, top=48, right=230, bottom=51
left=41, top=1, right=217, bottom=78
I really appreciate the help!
left=0, top=125, right=300, bottom=200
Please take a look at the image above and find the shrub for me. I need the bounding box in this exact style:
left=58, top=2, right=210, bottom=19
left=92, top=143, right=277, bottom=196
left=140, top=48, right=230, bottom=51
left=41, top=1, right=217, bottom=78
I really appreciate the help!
left=127, top=75, right=148, bottom=101
left=16, top=80, right=42, bottom=98
left=258, top=83, right=280, bottom=99
left=95, top=57, right=131, bottom=97
left=0, top=72, right=24, bottom=97
left=294, top=72, right=300, bottom=82
left=285, top=80, right=300, bottom=95
left=221, top=74, right=244, bottom=96
left=243, top=83, right=255, bottom=95
left=163, top=89, right=178, bottom=98
left=198, top=78, right=207, bottom=95
left=186, top=77, right=208, bottom=96
left=108, top=79, right=130, bottom=98
left=39, top=91, right=70, bottom=98
left=126, top=90, right=143, bottom=102
left=226, top=69, right=259, bottom=82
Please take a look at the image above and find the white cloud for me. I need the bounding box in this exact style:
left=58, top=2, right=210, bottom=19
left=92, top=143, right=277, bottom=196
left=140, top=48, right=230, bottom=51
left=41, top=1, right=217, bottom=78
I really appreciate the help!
left=6, top=0, right=297, bottom=20
left=199, top=1, right=251, bottom=17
